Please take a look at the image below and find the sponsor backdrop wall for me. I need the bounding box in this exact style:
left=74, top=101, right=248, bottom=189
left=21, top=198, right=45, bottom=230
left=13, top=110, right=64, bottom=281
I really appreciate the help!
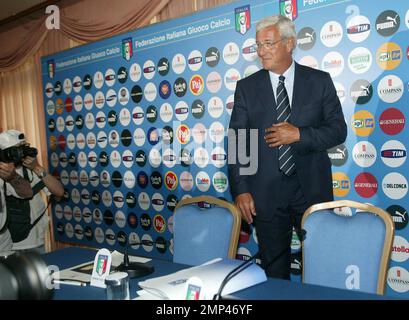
left=41, top=0, right=409, bottom=297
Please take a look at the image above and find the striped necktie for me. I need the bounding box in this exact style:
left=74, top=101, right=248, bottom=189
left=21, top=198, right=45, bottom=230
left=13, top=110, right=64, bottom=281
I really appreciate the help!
left=276, top=75, right=296, bottom=176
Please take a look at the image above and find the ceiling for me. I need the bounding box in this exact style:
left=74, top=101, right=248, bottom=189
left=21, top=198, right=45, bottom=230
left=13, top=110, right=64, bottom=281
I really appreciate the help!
left=0, top=0, right=48, bottom=22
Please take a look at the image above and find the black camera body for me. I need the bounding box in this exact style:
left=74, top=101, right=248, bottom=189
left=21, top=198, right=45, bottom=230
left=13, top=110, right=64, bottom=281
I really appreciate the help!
left=0, top=145, right=38, bottom=164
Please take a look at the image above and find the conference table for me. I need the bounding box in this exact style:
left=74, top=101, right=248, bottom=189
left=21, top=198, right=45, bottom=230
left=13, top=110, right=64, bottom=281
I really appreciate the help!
left=43, top=247, right=388, bottom=300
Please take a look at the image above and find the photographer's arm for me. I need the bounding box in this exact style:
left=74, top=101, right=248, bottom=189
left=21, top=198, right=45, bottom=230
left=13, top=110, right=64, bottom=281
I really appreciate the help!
left=23, top=156, right=64, bottom=198
left=0, top=162, right=33, bottom=198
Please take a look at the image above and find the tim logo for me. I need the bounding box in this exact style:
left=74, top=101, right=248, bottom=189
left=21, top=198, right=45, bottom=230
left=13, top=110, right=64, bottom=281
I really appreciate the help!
left=235, top=5, right=251, bottom=35
left=47, top=59, right=55, bottom=79
left=279, top=0, right=298, bottom=21
left=122, top=38, right=133, bottom=61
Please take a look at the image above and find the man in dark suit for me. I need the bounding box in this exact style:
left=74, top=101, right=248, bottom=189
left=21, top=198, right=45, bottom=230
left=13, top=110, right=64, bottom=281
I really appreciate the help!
left=228, top=15, right=347, bottom=279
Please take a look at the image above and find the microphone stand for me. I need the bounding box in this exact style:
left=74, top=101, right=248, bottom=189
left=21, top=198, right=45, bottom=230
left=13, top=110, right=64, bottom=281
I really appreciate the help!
left=213, top=227, right=306, bottom=300
left=115, top=240, right=157, bottom=278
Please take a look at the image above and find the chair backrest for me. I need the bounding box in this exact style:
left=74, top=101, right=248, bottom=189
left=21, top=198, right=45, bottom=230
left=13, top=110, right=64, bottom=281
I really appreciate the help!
left=172, top=195, right=241, bottom=266
left=302, top=200, right=394, bottom=295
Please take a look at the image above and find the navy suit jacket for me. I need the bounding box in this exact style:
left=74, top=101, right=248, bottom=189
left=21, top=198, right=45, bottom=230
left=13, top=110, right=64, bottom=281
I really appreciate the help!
left=228, top=62, right=347, bottom=221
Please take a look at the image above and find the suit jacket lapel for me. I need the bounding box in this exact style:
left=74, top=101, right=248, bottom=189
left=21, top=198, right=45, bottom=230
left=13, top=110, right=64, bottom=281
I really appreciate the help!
left=258, top=69, right=277, bottom=122
left=290, top=62, right=308, bottom=124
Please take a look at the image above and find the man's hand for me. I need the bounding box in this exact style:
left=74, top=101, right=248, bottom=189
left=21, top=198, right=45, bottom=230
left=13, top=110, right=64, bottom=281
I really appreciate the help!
left=264, top=122, right=300, bottom=148
left=235, top=193, right=256, bottom=224
left=22, top=156, right=39, bottom=171
left=0, top=162, right=17, bottom=181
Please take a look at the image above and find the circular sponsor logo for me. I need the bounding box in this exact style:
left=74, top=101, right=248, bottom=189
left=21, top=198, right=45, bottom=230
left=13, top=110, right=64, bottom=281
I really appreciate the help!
left=194, top=147, right=209, bottom=168
left=120, top=129, right=132, bottom=147
left=97, top=131, right=107, bottom=148
left=83, top=74, right=92, bottom=90
left=83, top=208, right=92, bottom=224
left=129, top=233, right=141, bottom=249
left=376, top=42, right=402, bottom=70
left=56, top=117, right=65, bottom=132
left=117, top=231, right=127, bottom=246
left=159, top=80, right=171, bottom=99
left=176, top=124, right=190, bottom=144
left=49, top=135, right=58, bottom=151
left=153, top=215, right=166, bottom=233
left=137, top=171, right=149, bottom=189
left=74, top=95, right=83, bottom=112
left=352, top=141, right=377, bottom=168
left=382, top=172, right=408, bottom=200
left=387, top=267, right=409, bottom=293
left=105, top=89, right=117, bottom=108
left=71, top=188, right=81, bottom=204
left=108, top=130, right=119, bottom=147
left=206, top=71, right=222, bottom=94
left=77, top=152, right=87, bottom=168
left=46, top=100, right=55, bottom=116
left=196, top=171, right=211, bottom=192
left=223, top=42, right=240, bottom=65
left=290, top=252, right=302, bottom=275
left=165, top=195, right=178, bottom=213
left=63, top=205, right=73, bottom=221
left=377, top=75, right=404, bottom=103
left=192, top=123, right=207, bottom=144
left=211, top=146, right=227, bottom=168
left=348, top=47, right=372, bottom=74
left=298, top=55, right=319, bottom=69
left=104, top=68, right=116, bottom=87
left=124, top=171, right=136, bottom=189
left=73, top=207, right=82, bottom=222
left=74, top=133, right=85, bottom=150
left=85, top=113, right=95, bottom=130
left=54, top=81, right=62, bottom=96
left=387, top=205, right=408, bottom=230
left=346, top=15, right=371, bottom=43
left=180, top=148, right=193, bottom=167
left=89, top=170, right=99, bottom=187
left=93, top=71, right=104, bottom=89
left=141, top=234, right=154, bottom=252
left=150, top=171, right=163, bottom=190
left=95, top=111, right=106, bottom=129
left=157, top=57, right=170, bottom=76
left=140, top=213, right=152, bottom=231
left=94, top=208, right=103, bottom=225
left=99, top=151, right=109, bottom=168
left=131, top=85, right=143, bottom=103
left=297, top=27, right=316, bottom=50
left=144, top=82, right=157, bottom=102
left=213, top=172, right=228, bottom=193
left=118, top=87, right=130, bottom=105
left=379, top=108, right=405, bottom=135
left=138, top=192, right=150, bottom=211
left=188, top=50, right=203, bottom=71
left=320, top=21, right=343, bottom=47
left=236, top=247, right=252, bottom=261
left=350, top=79, right=373, bottom=104
left=94, top=227, right=104, bottom=243
left=146, top=105, right=158, bottom=123
left=175, top=101, right=189, bottom=121
left=117, top=66, right=128, bottom=84
left=351, top=110, right=375, bottom=137
left=105, top=229, right=116, bottom=246
left=332, top=172, right=350, bottom=197
left=224, top=68, right=241, bottom=91
left=172, top=53, right=186, bottom=74
left=59, top=152, right=68, bottom=168
left=55, top=98, right=63, bottom=114
left=130, top=63, right=142, bottom=82
left=69, top=170, right=79, bottom=186
left=209, top=121, right=225, bottom=143
left=208, top=96, right=224, bottom=119
left=133, top=128, right=146, bottom=147
left=147, top=127, right=160, bottom=145
left=162, top=126, right=174, bottom=145
left=127, top=213, right=138, bottom=229
left=322, top=51, right=344, bottom=78
left=205, top=47, right=220, bottom=67
left=143, top=60, right=156, bottom=80
left=132, top=106, right=144, bottom=125
left=180, top=171, right=194, bottom=191
left=376, top=10, right=400, bottom=37
left=113, top=191, right=124, bottom=209
left=110, top=150, right=122, bottom=168
left=111, top=171, right=122, bottom=188
left=87, top=150, right=98, bottom=167
left=152, top=193, right=165, bottom=212
left=135, top=150, right=147, bottom=167
left=64, top=97, right=73, bottom=113
left=242, top=38, right=257, bottom=61
left=126, top=192, right=136, bottom=209
left=91, top=190, right=100, bottom=205
left=391, top=236, right=409, bottom=263
left=122, top=149, right=134, bottom=168
left=190, top=75, right=205, bottom=96
left=327, top=144, right=348, bottom=167
left=50, top=152, right=59, bottom=167
left=160, top=103, right=173, bottom=123
left=65, top=223, right=74, bottom=238
left=191, top=99, right=205, bottom=119
left=45, top=83, right=54, bottom=98
left=81, top=189, right=91, bottom=205
left=354, top=172, right=378, bottom=198
left=165, top=171, right=178, bottom=190
left=149, top=148, right=162, bottom=168
left=381, top=140, right=406, bottom=168
left=100, top=170, right=111, bottom=187
left=162, top=148, right=177, bottom=168
left=333, top=82, right=346, bottom=105
left=83, top=93, right=93, bottom=110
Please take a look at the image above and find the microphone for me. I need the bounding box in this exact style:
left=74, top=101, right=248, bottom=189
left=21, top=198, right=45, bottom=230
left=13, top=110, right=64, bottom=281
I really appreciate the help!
left=115, top=239, right=167, bottom=278
left=213, top=226, right=306, bottom=300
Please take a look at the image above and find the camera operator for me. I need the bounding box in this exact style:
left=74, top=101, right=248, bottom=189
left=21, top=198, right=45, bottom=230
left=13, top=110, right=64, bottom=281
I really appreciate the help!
left=0, top=162, right=33, bottom=253
left=0, top=130, right=64, bottom=254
